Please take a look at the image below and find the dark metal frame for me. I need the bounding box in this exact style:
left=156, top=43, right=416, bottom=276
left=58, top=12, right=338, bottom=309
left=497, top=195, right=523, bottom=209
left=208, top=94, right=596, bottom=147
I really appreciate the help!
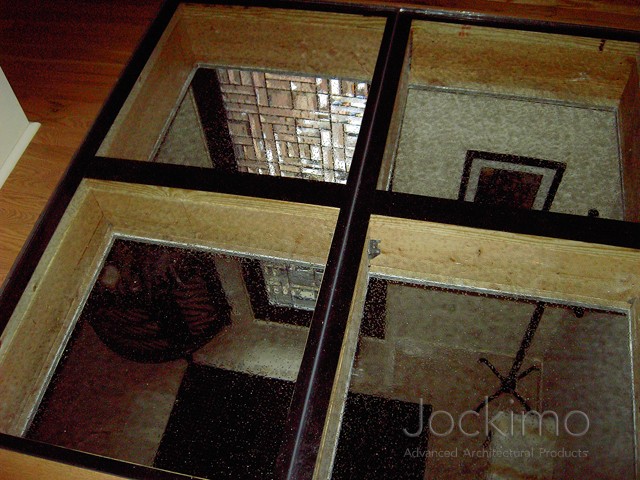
left=1, top=1, right=639, bottom=479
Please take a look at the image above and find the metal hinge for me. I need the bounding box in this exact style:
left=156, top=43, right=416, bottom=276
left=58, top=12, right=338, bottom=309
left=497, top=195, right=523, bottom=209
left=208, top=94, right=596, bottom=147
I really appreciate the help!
left=367, top=239, right=381, bottom=260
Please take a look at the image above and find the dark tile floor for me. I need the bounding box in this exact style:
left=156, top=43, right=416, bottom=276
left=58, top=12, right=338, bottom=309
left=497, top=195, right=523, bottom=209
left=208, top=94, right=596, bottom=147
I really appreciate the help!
left=154, top=364, right=294, bottom=479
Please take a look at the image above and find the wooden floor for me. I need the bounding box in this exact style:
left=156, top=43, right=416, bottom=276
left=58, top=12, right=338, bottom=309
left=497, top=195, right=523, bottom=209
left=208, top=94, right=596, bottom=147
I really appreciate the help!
left=0, top=0, right=163, bottom=288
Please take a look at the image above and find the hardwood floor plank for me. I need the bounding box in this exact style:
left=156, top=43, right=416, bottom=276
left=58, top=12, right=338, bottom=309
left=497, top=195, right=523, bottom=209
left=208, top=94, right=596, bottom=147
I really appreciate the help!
left=0, top=0, right=163, bottom=287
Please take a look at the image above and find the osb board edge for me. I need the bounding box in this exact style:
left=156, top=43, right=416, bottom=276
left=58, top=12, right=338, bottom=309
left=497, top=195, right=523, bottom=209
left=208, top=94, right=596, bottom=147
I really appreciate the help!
left=0, top=186, right=111, bottom=435
left=86, top=179, right=339, bottom=265
left=98, top=5, right=196, bottom=161
left=619, top=57, right=640, bottom=222
left=410, top=21, right=639, bottom=107
left=369, top=215, right=640, bottom=310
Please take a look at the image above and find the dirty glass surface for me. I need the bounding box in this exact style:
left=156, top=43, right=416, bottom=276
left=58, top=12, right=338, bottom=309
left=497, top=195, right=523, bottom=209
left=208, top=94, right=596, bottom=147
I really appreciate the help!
left=331, top=278, right=634, bottom=479
left=154, top=67, right=369, bottom=184
left=378, top=21, right=640, bottom=222
left=25, top=238, right=331, bottom=479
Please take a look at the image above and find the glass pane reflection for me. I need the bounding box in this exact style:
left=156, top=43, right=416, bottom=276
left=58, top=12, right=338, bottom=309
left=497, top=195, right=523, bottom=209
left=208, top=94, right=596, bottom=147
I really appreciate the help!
left=26, top=239, right=322, bottom=479
left=378, top=21, right=640, bottom=222
left=154, top=67, right=369, bottom=183
left=333, top=279, right=634, bottom=479
left=387, top=88, right=623, bottom=219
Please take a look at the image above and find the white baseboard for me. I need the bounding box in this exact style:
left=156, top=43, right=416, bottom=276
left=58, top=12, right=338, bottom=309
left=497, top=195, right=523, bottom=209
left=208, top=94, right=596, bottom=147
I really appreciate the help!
left=0, top=66, right=40, bottom=189
left=0, top=121, right=40, bottom=189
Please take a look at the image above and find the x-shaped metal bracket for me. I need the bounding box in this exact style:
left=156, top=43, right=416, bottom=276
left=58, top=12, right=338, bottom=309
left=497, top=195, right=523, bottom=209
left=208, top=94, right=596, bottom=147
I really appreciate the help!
left=474, top=302, right=545, bottom=412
